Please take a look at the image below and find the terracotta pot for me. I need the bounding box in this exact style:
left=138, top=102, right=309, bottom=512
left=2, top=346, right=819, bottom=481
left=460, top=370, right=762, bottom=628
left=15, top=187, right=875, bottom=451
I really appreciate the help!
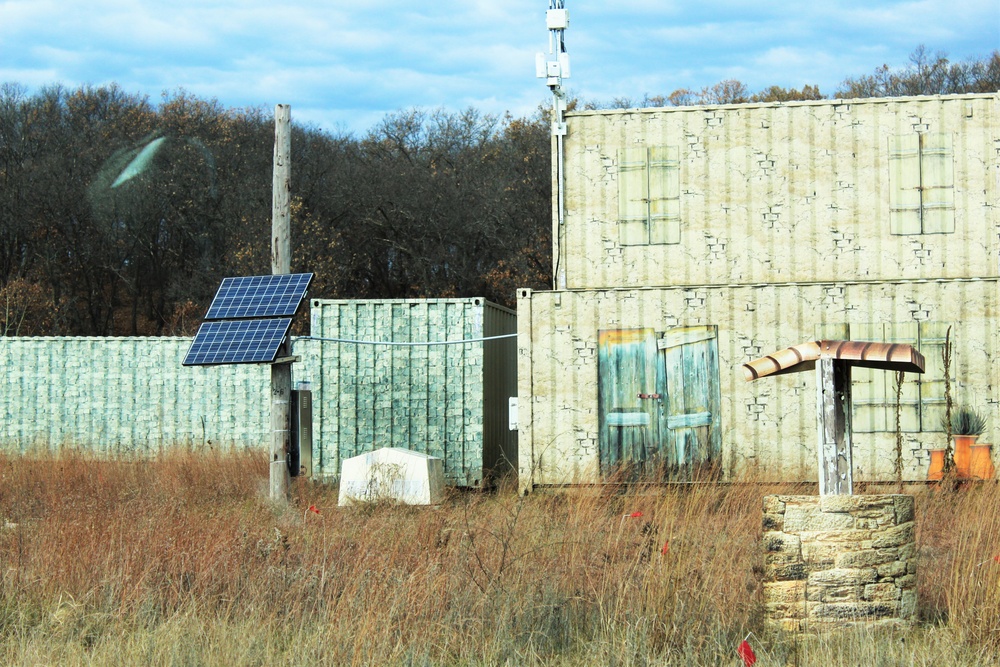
left=969, top=444, right=995, bottom=480
left=927, top=449, right=945, bottom=481
left=953, top=434, right=979, bottom=478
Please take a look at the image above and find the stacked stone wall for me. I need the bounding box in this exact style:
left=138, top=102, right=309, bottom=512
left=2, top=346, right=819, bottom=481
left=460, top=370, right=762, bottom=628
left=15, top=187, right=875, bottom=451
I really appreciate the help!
left=762, top=494, right=917, bottom=632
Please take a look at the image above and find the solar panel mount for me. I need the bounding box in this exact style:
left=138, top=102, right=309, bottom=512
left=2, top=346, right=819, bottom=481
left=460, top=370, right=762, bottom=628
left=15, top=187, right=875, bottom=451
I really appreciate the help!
left=183, top=272, right=312, bottom=367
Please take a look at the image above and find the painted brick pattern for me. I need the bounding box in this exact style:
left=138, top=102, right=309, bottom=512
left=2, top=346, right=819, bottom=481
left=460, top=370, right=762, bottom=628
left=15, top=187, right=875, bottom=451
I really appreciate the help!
left=762, top=494, right=917, bottom=632
left=516, top=279, right=998, bottom=490
left=559, top=95, right=999, bottom=292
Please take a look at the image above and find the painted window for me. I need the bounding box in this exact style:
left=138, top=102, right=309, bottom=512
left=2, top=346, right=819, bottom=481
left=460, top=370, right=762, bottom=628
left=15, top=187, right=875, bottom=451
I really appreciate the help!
left=617, top=146, right=680, bottom=245
left=888, top=133, right=955, bottom=235
left=817, top=322, right=950, bottom=432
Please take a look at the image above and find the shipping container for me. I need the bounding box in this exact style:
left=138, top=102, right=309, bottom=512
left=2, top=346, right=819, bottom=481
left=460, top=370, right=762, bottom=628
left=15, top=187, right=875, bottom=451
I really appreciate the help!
left=302, top=298, right=517, bottom=486
left=554, top=94, right=999, bottom=291
left=516, top=280, right=1000, bottom=492
left=521, top=93, right=1000, bottom=490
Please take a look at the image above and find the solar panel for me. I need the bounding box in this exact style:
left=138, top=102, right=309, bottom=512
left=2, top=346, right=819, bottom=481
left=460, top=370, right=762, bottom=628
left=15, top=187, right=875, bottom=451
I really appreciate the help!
left=204, top=273, right=313, bottom=320
left=182, top=318, right=293, bottom=366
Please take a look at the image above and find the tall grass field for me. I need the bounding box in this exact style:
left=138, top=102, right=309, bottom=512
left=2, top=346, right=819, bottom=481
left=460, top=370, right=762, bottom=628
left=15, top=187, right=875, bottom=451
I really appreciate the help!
left=0, top=448, right=998, bottom=665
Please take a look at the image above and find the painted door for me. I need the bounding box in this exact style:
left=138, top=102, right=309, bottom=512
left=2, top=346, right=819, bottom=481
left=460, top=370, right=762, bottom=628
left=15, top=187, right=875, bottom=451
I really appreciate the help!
left=660, top=327, right=722, bottom=469
left=598, top=326, right=721, bottom=476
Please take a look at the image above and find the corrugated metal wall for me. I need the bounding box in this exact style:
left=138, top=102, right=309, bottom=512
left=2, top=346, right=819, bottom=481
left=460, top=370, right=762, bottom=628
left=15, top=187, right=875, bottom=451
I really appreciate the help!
left=307, top=298, right=516, bottom=486
left=556, top=94, right=999, bottom=291
left=0, top=337, right=270, bottom=449
left=1, top=300, right=517, bottom=486
left=517, top=280, right=999, bottom=489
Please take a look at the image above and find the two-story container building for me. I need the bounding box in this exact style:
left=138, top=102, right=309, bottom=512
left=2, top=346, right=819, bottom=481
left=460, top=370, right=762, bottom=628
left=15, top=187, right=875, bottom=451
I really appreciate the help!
left=517, top=93, right=1000, bottom=492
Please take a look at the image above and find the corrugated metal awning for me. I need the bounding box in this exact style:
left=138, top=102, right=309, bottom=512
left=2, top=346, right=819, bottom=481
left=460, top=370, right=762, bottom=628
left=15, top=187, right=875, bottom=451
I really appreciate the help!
left=743, top=340, right=925, bottom=381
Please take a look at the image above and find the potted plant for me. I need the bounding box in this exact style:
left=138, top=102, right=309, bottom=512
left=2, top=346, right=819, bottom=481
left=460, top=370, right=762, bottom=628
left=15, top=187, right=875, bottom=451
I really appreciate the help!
left=948, top=406, right=987, bottom=478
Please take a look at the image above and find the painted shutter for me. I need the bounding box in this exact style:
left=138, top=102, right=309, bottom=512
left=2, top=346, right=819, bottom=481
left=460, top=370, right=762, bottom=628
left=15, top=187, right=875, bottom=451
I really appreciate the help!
left=917, top=322, right=951, bottom=431
left=618, top=147, right=649, bottom=246
left=919, top=133, right=955, bottom=234
left=851, top=323, right=887, bottom=433
left=885, top=322, right=921, bottom=432
left=889, top=135, right=922, bottom=235
left=852, top=322, right=921, bottom=432
left=647, top=146, right=681, bottom=244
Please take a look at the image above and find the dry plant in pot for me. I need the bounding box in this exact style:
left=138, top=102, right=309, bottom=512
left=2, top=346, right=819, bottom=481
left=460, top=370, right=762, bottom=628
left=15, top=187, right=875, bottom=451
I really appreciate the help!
left=947, top=406, right=988, bottom=478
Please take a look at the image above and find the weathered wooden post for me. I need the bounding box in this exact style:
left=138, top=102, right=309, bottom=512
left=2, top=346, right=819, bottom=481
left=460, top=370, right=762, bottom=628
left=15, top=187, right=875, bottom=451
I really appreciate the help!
left=744, top=340, right=924, bottom=631
left=817, top=356, right=853, bottom=495
left=270, top=104, right=292, bottom=503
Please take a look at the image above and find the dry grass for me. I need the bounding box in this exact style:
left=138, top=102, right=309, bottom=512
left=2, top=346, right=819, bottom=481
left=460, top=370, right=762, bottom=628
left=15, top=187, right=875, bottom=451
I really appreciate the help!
left=0, top=449, right=998, bottom=665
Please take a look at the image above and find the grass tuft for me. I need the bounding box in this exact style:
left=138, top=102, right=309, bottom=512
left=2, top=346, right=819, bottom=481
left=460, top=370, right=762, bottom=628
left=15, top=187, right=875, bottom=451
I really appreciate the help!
left=0, top=449, right=997, bottom=664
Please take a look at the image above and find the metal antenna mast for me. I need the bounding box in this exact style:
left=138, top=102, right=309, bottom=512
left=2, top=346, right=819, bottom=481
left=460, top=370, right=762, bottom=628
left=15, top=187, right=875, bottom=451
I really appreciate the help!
left=536, top=1, right=570, bottom=289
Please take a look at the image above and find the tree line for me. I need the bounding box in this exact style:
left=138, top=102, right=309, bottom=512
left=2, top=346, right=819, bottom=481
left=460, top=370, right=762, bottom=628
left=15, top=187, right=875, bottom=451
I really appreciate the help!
left=1, top=46, right=996, bottom=336
left=0, top=88, right=551, bottom=336
left=594, top=46, right=999, bottom=109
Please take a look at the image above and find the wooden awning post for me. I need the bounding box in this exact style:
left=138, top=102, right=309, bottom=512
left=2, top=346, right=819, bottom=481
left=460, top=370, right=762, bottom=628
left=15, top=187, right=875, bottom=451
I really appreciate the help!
left=817, top=357, right=853, bottom=495
left=744, top=340, right=925, bottom=496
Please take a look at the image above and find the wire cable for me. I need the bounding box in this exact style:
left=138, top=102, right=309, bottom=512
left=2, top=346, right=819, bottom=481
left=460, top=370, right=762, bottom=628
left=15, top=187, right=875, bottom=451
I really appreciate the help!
left=295, top=333, right=517, bottom=347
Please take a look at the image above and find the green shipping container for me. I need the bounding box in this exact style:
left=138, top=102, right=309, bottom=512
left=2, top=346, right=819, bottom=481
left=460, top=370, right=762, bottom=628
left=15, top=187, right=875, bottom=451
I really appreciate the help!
left=301, top=299, right=517, bottom=487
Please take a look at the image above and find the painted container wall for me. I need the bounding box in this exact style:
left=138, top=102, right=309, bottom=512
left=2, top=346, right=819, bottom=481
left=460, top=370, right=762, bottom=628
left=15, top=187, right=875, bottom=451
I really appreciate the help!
left=555, top=94, right=1000, bottom=291
left=0, top=337, right=270, bottom=449
left=305, top=298, right=517, bottom=486
left=516, top=280, right=999, bottom=491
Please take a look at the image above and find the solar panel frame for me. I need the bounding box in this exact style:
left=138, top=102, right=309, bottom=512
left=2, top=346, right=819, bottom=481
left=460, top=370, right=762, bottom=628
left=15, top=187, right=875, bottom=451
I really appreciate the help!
left=204, top=273, right=313, bottom=320
left=182, top=318, right=293, bottom=366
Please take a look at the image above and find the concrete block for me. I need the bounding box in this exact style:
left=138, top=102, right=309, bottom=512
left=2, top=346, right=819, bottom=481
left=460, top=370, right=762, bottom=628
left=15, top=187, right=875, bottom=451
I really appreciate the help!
left=338, top=447, right=446, bottom=506
left=893, top=496, right=915, bottom=524
left=768, top=561, right=808, bottom=581
left=818, top=494, right=891, bottom=514
left=799, top=529, right=873, bottom=543
left=763, top=496, right=787, bottom=514
left=811, top=584, right=861, bottom=602
left=801, top=542, right=840, bottom=566
left=900, top=589, right=918, bottom=619
left=763, top=531, right=801, bottom=555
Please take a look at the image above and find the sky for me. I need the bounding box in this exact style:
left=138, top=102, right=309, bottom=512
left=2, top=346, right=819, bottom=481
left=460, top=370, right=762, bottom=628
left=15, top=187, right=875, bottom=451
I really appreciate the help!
left=1, top=0, right=998, bottom=136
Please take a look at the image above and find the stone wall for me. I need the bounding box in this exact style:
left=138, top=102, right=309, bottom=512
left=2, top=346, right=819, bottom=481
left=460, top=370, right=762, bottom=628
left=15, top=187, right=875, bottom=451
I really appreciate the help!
left=762, top=494, right=917, bottom=632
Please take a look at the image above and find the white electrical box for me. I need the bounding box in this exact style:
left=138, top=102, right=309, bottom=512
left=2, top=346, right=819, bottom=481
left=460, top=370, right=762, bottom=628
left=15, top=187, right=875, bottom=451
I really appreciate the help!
left=559, top=52, right=571, bottom=79
left=546, top=9, right=569, bottom=30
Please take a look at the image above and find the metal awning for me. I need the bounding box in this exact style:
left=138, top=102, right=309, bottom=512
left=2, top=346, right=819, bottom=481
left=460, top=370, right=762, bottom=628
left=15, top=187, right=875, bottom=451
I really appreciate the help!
left=743, top=339, right=925, bottom=496
left=743, top=340, right=925, bottom=382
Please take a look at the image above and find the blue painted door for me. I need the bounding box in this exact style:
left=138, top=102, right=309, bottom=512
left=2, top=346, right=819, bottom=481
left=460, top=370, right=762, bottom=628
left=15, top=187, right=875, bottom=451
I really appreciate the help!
left=598, top=326, right=721, bottom=476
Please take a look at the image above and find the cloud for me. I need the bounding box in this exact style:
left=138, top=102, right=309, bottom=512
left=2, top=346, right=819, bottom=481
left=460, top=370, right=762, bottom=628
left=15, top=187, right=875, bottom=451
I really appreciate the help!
left=2, top=0, right=997, bottom=135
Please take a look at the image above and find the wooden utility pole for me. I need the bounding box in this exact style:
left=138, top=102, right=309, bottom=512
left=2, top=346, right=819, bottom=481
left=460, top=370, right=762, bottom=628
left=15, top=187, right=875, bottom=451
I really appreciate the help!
left=270, top=104, right=292, bottom=502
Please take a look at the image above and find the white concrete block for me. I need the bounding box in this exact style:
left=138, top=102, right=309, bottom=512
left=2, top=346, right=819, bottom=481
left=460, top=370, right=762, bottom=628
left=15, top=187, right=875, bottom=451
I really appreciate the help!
left=338, top=447, right=445, bottom=506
